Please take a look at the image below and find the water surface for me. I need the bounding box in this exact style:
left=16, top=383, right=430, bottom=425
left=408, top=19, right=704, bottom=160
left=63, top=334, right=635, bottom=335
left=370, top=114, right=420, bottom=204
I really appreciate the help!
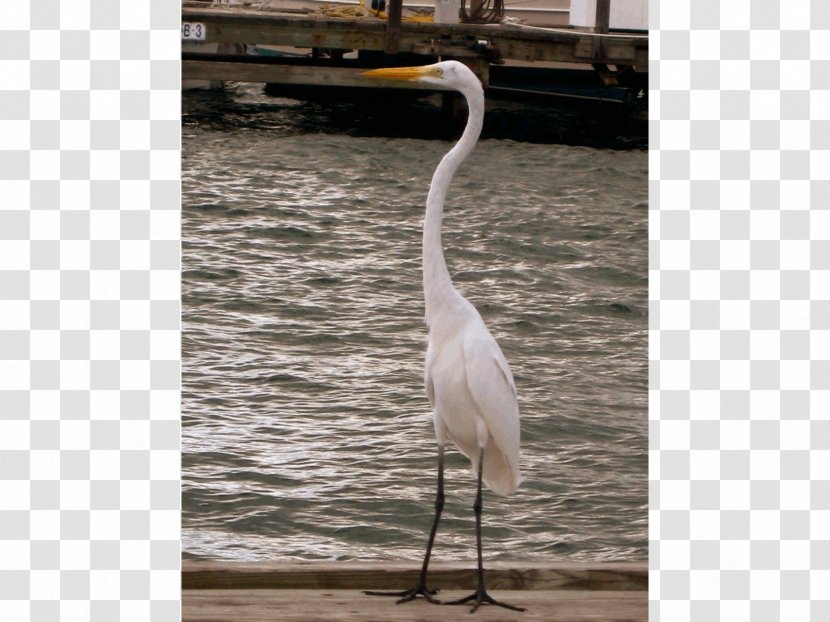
left=182, top=84, right=648, bottom=563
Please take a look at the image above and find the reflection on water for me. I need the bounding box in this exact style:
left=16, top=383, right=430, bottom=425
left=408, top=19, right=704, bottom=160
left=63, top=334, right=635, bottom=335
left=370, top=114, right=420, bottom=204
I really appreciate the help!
left=182, top=84, right=647, bottom=563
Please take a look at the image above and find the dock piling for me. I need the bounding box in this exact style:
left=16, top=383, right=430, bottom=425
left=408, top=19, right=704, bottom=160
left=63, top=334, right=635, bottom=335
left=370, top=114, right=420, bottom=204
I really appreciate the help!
left=592, top=0, right=611, bottom=59
left=385, top=0, right=403, bottom=54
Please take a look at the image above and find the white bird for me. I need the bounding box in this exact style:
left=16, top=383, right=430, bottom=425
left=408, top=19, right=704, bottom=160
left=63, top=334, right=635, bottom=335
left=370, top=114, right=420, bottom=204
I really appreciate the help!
left=361, top=61, right=523, bottom=613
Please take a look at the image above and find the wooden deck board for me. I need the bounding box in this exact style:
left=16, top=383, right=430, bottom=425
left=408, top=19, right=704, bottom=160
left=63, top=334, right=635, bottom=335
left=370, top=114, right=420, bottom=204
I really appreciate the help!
left=182, top=561, right=647, bottom=621
left=181, top=6, right=648, bottom=68
left=183, top=589, right=646, bottom=621
left=183, top=560, right=647, bottom=591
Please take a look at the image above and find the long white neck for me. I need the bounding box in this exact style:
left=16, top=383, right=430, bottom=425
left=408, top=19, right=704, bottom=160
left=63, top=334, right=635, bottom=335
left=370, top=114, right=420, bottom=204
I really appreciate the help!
left=423, top=85, right=485, bottom=325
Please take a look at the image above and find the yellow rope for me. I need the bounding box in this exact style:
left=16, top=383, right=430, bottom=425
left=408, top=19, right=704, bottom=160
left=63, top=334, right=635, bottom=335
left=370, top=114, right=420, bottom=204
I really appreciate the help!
left=319, top=1, right=434, bottom=22
left=405, top=13, right=435, bottom=22
left=319, top=0, right=384, bottom=19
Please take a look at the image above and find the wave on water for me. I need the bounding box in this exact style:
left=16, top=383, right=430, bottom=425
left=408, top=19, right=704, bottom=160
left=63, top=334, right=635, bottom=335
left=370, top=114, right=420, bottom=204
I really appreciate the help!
left=182, top=84, right=648, bottom=563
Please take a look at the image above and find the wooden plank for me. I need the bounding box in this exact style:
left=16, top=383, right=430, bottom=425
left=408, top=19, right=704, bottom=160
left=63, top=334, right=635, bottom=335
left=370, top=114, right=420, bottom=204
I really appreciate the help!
left=181, top=6, right=647, bottom=46
left=183, top=588, right=647, bottom=622
left=201, top=19, right=388, bottom=52
left=497, top=38, right=588, bottom=64
left=606, top=41, right=637, bottom=61
left=181, top=59, right=451, bottom=89
left=181, top=7, right=648, bottom=67
left=182, top=560, right=647, bottom=592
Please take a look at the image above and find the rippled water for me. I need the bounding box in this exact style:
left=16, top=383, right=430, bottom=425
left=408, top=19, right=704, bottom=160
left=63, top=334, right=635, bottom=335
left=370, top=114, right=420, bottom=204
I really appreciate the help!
left=182, top=84, right=648, bottom=563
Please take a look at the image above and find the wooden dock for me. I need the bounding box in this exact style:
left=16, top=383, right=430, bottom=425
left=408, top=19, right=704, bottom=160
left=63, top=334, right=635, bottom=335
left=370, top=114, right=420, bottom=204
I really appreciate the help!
left=181, top=2, right=647, bottom=98
left=182, top=560, right=648, bottom=621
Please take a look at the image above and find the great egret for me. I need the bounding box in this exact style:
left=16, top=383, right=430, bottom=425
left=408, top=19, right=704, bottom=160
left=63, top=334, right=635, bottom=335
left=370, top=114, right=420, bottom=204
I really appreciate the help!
left=361, top=61, right=524, bottom=613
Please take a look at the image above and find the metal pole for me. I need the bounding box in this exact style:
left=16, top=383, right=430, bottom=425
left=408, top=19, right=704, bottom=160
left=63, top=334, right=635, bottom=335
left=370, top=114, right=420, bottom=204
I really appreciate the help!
left=385, top=0, right=403, bottom=54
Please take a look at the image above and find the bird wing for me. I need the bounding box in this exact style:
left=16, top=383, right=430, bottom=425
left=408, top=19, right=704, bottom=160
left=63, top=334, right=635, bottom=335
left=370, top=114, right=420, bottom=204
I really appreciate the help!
left=461, top=323, right=520, bottom=462
left=425, top=368, right=435, bottom=408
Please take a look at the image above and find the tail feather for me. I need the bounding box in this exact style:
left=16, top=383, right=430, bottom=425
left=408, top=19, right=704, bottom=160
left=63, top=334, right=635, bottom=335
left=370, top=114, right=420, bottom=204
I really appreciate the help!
left=476, top=436, right=521, bottom=497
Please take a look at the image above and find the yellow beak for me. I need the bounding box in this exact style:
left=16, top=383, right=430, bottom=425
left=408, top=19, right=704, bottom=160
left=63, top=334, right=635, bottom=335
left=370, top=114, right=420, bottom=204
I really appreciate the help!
left=361, top=65, right=441, bottom=81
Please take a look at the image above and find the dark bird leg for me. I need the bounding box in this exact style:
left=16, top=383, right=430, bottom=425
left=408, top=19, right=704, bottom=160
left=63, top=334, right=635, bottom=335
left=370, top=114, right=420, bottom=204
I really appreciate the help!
left=364, top=446, right=445, bottom=604
left=444, top=448, right=526, bottom=613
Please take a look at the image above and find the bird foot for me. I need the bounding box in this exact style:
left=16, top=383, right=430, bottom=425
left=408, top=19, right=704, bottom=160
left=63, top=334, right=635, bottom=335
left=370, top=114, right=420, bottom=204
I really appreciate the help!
left=444, top=587, right=526, bottom=613
left=363, top=584, right=442, bottom=605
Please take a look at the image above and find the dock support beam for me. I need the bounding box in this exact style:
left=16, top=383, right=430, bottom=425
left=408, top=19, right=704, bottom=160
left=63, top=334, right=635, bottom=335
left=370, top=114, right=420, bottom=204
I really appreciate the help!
left=385, top=0, right=403, bottom=54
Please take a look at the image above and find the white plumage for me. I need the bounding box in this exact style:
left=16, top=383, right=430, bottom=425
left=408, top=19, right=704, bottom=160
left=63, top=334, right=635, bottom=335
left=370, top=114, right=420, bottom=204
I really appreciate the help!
left=362, top=60, right=524, bottom=613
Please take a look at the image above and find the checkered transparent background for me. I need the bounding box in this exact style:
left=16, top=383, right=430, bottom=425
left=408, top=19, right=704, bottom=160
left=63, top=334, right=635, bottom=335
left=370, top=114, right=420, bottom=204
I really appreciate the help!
left=651, top=1, right=829, bottom=620
left=1, top=1, right=180, bottom=620
left=2, top=0, right=829, bottom=620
